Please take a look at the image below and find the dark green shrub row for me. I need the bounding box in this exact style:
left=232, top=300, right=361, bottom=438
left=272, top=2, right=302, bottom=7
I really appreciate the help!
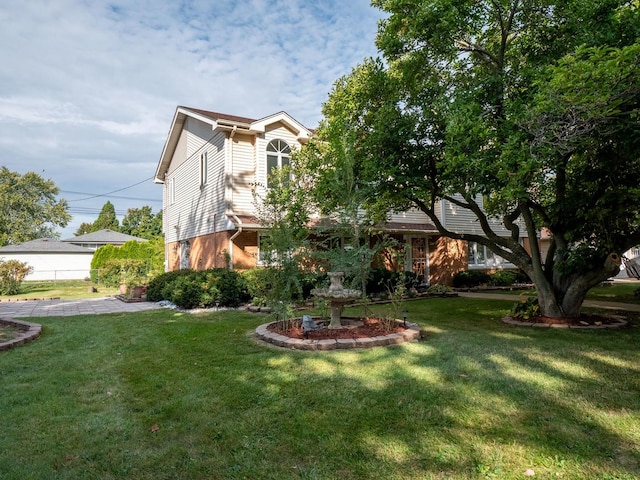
left=146, top=268, right=250, bottom=309
left=453, top=269, right=530, bottom=288
left=91, top=239, right=164, bottom=285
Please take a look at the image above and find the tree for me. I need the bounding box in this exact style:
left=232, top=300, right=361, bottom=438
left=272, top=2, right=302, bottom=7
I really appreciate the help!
left=0, top=166, right=71, bottom=246
left=120, top=206, right=163, bottom=240
left=75, top=222, right=93, bottom=236
left=315, top=1, right=640, bottom=318
left=91, top=201, right=119, bottom=232
left=252, top=160, right=313, bottom=311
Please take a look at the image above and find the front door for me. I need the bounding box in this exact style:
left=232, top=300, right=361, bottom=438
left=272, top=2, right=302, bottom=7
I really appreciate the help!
left=410, top=237, right=427, bottom=283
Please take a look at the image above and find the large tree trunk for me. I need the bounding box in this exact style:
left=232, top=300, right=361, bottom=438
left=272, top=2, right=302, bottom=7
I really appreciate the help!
left=533, top=253, right=622, bottom=318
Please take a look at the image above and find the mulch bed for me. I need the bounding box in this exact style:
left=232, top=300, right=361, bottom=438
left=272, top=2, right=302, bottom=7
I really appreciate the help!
left=267, top=317, right=407, bottom=340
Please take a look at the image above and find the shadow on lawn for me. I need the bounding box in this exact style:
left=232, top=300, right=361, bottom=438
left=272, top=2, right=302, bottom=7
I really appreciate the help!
left=10, top=304, right=636, bottom=479
left=256, top=304, right=640, bottom=478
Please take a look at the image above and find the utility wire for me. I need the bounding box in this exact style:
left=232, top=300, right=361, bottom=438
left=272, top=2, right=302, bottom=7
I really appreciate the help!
left=66, top=176, right=156, bottom=202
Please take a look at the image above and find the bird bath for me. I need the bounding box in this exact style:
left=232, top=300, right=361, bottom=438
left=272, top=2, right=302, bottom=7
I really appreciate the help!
left=311, top=272, right=361, bottom=329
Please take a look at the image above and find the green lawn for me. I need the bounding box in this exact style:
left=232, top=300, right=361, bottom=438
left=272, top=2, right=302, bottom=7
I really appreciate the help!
left=465, top=281, right=640, bottom=305
left=1, top=298, right=639, bottom=479
left=0, top=279, right=120, bottom=301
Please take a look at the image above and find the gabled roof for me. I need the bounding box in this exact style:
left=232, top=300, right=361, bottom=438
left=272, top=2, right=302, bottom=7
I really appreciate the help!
left=154, top=106, right=314, bottom=183
left=62, top=229, right=147, bottom=245
left=0, top=238, right=94, bottom=254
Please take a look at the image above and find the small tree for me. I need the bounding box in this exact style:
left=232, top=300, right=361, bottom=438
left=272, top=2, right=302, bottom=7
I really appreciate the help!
left=0, top=259, right=33, bottom=295
left=252, top=160, right=312, bottom=311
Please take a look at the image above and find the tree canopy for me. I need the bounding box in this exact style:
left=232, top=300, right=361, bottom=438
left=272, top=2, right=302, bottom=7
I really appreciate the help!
left=0, top=166, right=71, bottom=246
left=120, top=206, right=163, bottom=240
left=312, top=0, right=640, bottom=317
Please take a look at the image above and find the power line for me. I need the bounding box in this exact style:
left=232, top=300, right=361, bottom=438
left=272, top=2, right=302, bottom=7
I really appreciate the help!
left=66, top=177, right=157, bottom=202
left=62, top=190, right=161, bottom=202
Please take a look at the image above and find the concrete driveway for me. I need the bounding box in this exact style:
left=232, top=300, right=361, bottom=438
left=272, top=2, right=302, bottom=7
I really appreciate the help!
left=0, top=297, right=162, bottom=318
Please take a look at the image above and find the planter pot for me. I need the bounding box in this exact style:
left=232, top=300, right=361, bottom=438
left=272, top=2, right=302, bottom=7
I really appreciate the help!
left=130, top=286, right=144, bottom=299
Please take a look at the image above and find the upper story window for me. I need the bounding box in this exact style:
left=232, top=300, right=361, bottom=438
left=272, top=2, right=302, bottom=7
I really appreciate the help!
left=199, top=151, right=208, bottom=188
left=266, top=139, right=291, bottom=188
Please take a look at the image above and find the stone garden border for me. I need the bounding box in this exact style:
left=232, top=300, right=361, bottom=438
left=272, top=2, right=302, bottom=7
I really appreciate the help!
left=0, top=318, right=42, bottom=351
left=255, top=318, right=422, bottom=351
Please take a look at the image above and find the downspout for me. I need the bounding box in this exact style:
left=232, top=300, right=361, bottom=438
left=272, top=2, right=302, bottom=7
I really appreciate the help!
left=229, top=214, right=243, bottom=270
left=226, top=126, right=240, bottom=270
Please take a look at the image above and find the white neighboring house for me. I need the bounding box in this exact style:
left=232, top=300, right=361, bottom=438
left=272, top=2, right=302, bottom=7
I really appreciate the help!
left=0, top=238, right=94, bottom=281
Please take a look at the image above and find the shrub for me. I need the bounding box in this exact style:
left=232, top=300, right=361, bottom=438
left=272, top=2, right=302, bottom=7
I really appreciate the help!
left=146, top=269, right=193, bottom=302
left=242, top=267, right=276, bottom=306
left=91, top=239, right=164, bottom=284
left=511, top=296, right=540, bottom=319
left=426, top=284, right=451, bottom=294
left=365, top=269, right=422, bottom=296
left=489, top=270, right=518, bottom=286
left=452, top=270, right=491, bottom=288
left=0, top=259, right=33, bottom=295
left=168, top=275, right=208, bottom=309
left=214, top=269, right=249, bottom=307
left=147, top=268, right=249, bottom=309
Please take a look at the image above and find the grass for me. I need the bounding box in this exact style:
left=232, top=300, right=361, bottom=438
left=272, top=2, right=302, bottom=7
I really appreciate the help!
left=1, top=297, right=639, bottom=479
left=0, top=279, right=120, bottom=301
left=462, top=280, right=640, bottom=305
left=587, top=282, right=640, bottom=304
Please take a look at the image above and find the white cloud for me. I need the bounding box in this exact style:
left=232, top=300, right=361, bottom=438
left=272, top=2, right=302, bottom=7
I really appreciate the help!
left=0, top=0, right=384, bottom=237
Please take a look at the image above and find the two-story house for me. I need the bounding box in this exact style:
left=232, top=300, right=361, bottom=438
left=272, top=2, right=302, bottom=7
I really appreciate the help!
left=154, top=106, right=519, bottom=285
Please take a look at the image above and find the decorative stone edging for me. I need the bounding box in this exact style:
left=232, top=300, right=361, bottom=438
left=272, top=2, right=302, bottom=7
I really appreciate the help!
left=255, top=319, right=422, bottom=351
left=502, top=315, right=628, bottom=329
left=0, top=318, right=42, bottom=351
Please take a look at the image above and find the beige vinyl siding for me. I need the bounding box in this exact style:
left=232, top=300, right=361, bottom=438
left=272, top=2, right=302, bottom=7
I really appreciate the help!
left=164, top=117, right=227, bottom=243
left=227, top=133, right=256, bottom=215
left=388, top=208, right=432, bottom=225
left=439, top=195, right=514, bottom=236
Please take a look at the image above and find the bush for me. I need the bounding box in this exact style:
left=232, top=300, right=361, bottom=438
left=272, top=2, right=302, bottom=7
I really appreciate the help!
left=168, top=275, right=215, bottom=309
left=426, top=284, right=451, bottom=294
left=146, top=269, right=193, bottom=302
left=242, top=267, right=276, bottom=306
left=146, top=268, right=249, bottom=309
left=511, top=296, right=540, bottom=319
left=364, top=269, right=423, bottom=296
left=452, top=270, right=491, bottom=288
left=489, top=270, right=518, bottom=286
left=0, top=259, right=33, bottom=295
left=91, top=239, right=164, bottom=284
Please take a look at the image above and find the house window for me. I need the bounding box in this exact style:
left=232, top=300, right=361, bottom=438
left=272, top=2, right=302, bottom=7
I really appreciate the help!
left=266, top=139, right=291, bottom=187
left=468, top=241, right=511, bottom=268
left=199, top=152, right=208, bottom=188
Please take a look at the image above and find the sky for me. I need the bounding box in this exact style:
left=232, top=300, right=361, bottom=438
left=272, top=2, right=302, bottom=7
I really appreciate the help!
left=0, top=0, right=384, bottom=239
